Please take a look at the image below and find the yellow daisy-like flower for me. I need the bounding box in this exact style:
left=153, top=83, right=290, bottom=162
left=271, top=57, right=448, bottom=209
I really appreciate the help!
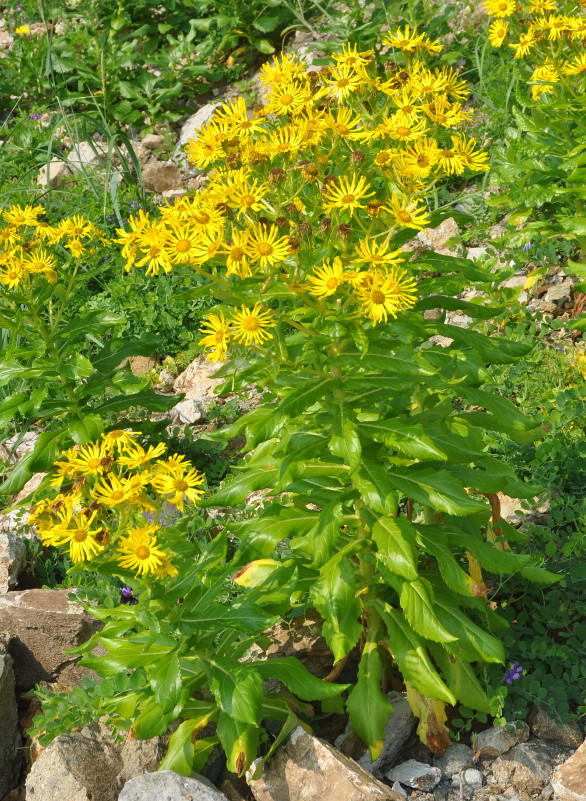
left=22, top=248, right=56, bottom=275
left=166, top=226, right=201, bottom=264
left=321, top=64, right=363, bottom=101
left=528, top=0, right=557, bottom=11
left=332, top=43, right=374, bottom=71
left=322, top=174, right=375, bottom=216
left=185, top=119, right=226, bottom=169
left=117, top=442, right=167, bottom=470
left=92, top=473, right=131, bottom=507
left=117, top=526, right=166, bottom=576
left=74, top=442, right=109, bottom=476
left=153, top=553, right=179, bottom=579
left=385, top=194, right=431, bottom=230
left=307, top=257, right=346, bottom=298
left=247, top=225, right=290, bottom=269
left=228, top=177, right=269, bottom=217
left=509, top=31, right=536, bottom=58
left=384, top=112, right=427, bottom=142
left=483, top=0, right=515, bottom=17
left=0, top=262, right=24, bottom=290
left=151, top=464, right=205, bottom=511
left=353, top=238, right=404, bottom=269
left=356, top=267, right=417, bottom=326
left=326, top=106, right=366, bottom=140
left=489, top=20, right=509, bottom=47
left=452, top=134, right=490, bottom=172
left=436, top=143, right=466, bottom=175
left=65, top=239, right=86, bottom=259
left=561, top=53, right=586, bottom=75
left=3, top=203, right=43, bottom=227
left=199, top=311, right=230, bottom=363
left=224, top=230, right=253, bottom=278
left=383, top=25, right=427, bottom=52
left=230, top=304, right=276, bottom=346
left=398, top=138, right=439, bottom=179
left=265, top=82, right=309, bottom=116
left=42, top=512, right=103, bottom=564
left=14, top=24, right=31, bottom=35
left=102, top=429, right=141, bottom=453
left=530, top=60, right=560, bottom=100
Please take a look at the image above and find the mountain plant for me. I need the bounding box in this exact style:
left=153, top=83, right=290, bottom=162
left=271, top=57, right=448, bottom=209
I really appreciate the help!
left=29, top=30, right=559, bottom=776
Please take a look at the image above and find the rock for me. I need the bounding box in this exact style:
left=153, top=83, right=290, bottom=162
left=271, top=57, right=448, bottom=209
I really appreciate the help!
left=434, top=743, right=473, bottom=777
left=158, top=367, right=176, bottom=391
left=452, top=768, right=483, bottom=789
left=467, top=246, right=488, bottom=261
left=552, top=739, right=586, bottom=801
left=173, top=356, right=224, bottom=404
left=0, top=642, right=23, bottom=798
left=171, top=397, right=205, bottom=425
left=0, top=530, right=26, bottom=593
left=37, top=157, right=74, bottom=188
left=119, top=770, right=229, bottom=801
left=177, top=104, right=222, bottom=153
left=0, top=589, right=102, bottom=691
left=142, top=160, right=182, bottom=193
left=528, top=706, right=583, bottom=749
left=335, top=691, right=416, bottom=776
left=67, top=141, right=106, bottom=171
left=544, top=280, right=573, bottom=307
left=416, top=217, right=460, bottom=256
left=492, top=741, right=560, bottom=793
left=246, top=615, right=335, bottom=679
left=501, top=274, right=527, bottom=290
left=141, top=133, right=164, bottom=150
left=475, top=722, right=529, bottom=758
left=248, top=726, right=403, bottom=801
left=127, top=355, right=157, bottom=376
left=26, top=729, right=122, bottom=801
left=386, top=759, right=441, bottom=791
left=161, top=188, right=187, bottom=204
left=1, top=431, right=40, bottom=463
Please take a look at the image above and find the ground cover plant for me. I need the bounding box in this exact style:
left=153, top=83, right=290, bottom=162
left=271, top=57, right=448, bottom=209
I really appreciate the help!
left=23, top=28, right=571, bottom=779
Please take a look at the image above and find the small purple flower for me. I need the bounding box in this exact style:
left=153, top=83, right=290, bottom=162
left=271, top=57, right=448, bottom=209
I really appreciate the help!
left=121, top=585, right=133, bottom=598
left=28, top=113, right=42, bottom=120
left=130, top=199, right=138, bottom=208
left=503, top=662, right=523, bottom=684
left=107, top=213, right=116, bottom=222
left=522, top=243, right=532, bottom=252
left=98, top=253, right=111, bottom=266
left=92, top=132, right=104, bottom=141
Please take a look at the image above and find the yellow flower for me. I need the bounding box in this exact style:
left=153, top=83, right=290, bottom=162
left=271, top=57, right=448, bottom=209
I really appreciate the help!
left=22, top=248, right=56, bottom=275
left=92, top=473, right=131, bottom=507
left=15, top=25, right=31, bottom=35
left=74, top=442, right=109, bottom=476
left=259, top=53, right=306, bottom=87
left=356, top=267, right=417, bottom=326
left=166, top=225, right=201, bottom=264
left=383, top=25, right=427, bottom=52
left=153, top=553, right=179, bottom=579
left=436, top=143, right=466, bottom=175
left=185, top=119, right=226, bottom=169
left=307, top=257, right=346, bottom=298
left=230, top=304, right=276, bottom=346
left=385, top=194, right=430, bottom=230
left=530, top=60, right=560, bottom=100
left=247, top=225, right=290, bottom=269
left=42, top=512, right=103, bottom=563
left=3, top=203, right=43, bottom=227
left=326, top=106, right=366, bottom=140
left=0, top=261, right=24, bottom=290
left=489, top=20, right=509, bottom=47
left=227, top=177, right=269, bottom=217
left=528, top=0, right=557, bottom=11
left=509, top=31, right=536, bottom=58
left=353, top=238, right=404, bottom=268
left=452, top=134, right=490, bottom=172
left=332, top=43, right=374, bottom=70
left=152, top=464, right=205, bottom=511
left=118, top=442, right=167, bottom=470
left=224, top=230, right=253, bottom=278
left=265, top=82, right=309, bottom=116
left=66, top=239, right=86, bottom=259
left=383, top=113, right=427, bottom=142
left=561, top=53, right=586, bottom=75
left=199, top=311, right=230, bottom=363
left=322, top=174, right=375, bottom=216
left=398, top=138, right=439, bottom=179
left=102, top=429, right=141, bottom=453
left=321, top=64, right=363, bottom=101
left=117, top=526, right=166, bottom=576
left=483, top=0, right=515, bottom=17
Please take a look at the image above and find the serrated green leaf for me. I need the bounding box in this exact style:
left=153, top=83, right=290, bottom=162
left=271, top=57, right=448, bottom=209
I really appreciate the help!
left=150, top=652, right=182, bottom=714
left=401, top=579, right=457, bottom=643
left=373, top=515, right=418, bottom=581
left=255, top=657, right=349, bottom=701
left=347, top=640, right=392, bottom=760
left=310, top=552, right=363, bottom=662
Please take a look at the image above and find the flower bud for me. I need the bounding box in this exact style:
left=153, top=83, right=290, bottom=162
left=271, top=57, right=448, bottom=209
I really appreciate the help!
left=320, top=217, right=332, bottom=234
left=351, top=149, right=365, bottom=163
left=268, top=167, right=286, bottom=183
left=336, top=224, right=351, bottom=241
left=297, top=221, right=312, bottom=238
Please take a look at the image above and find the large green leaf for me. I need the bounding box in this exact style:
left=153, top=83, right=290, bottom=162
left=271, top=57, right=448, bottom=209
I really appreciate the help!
left=400, top=579, right=457, bottom=643
left=430, top=645, right=492, bottom=712
left=375, top=602, right=455, bottom=704
left=386, top=465, right=487, bottom=516
left=208, top=660, right=263, bottom=726
left=159, top=719, right=218, bottom=776
left=68, top=414, right=104, bottom=445
left=329, top=412, right=361, bottom=471
left=202, top=466, right=279, bottom=508
left=431, top=589, right=505, bottom=664
left=93, top=390, right=179, bottom=415
left=352, top=456, right=398, bottom=515
left=217, top=712, right=260, bottom=775
left=279, top=378, right=336, bottom=417
left=346, top=640, right=393, bottom=760
left=254, top=657, right=349, bottom=700
left=458, top=387, right=536, bottom=432
left=359, top=419, right=447, bottom=461
left=0, top=392, right=28, bottom=427
left=415, top=526, right=475, bottom=596
left=310, top=551, right=363, bottom=662
left=149, top=651, right=182, bottom=714
left=233, top=507, right=319, bottom=564
left=373, top=515, right=418, bottom=581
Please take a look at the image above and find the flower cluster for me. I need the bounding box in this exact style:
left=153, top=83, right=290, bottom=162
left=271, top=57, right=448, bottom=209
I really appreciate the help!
left=0, top=204, right=109, bottom=290
left=485, top=0, right=586, bottom=99
left=115, top=34, right=488, bottom=348
left=28, top=430, right=205, bottom=578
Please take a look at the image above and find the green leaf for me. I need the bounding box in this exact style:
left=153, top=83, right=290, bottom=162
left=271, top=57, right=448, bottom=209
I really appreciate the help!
left=346, top=640, right=392, bottom=760
left=0, top=392, right=28, bottom=427
left=233, top=507, right=318, bottom=564
left=209, top=660, right=263, bottom=725
left=93, top=390, right=179, bottom=415
left=0, top=450, right=35, bottom=496
left=159, top=719, right=218, bottom=776
left=58, top=310, right=125, bottom=341
left=375, top=602, right=455, bottom=704
left=217, top=712, right=260, bottom=775
left=253, top=13, right=281, bottom=31
left=430, top=645, right=491, bottom=712
left=415, top=526, right=475, bottom=596
left=202, top=466, right=279, bottom=508
left=329, top=413, right=361, bottom=471
left=310, top=552, right=363, bottom=662
left=387, top=465, right=487, bottom=516
left=254, top=657, right=349, bottom=700
left=133, top=699, right=176, bottom=739
left=300, top=501, right=343, bottom=568
left=150, top=652, right=182, bottom=714
left=401, top=579, right=457, bottom=643
left=59, top=353, right=94, bottom=380
left=69, top=414, right=104, bottom=445
left=431, top=590, right=505, bottom=663
left=359, top=419, right=447, bottom=461
left=373, top=516, right=418, bottom=581
left=352, top=457, right=398, bottom=515
left=431, top=324, right=531, bottom=364
left=447, top=529, right=531, bottom=575
left=28, top=429, right=64, bottom=473
left=279, top=378, right=336, bottom=418
left=458, top=387, right=536, bottom=432
left=256, top=38, right=276, bottom=54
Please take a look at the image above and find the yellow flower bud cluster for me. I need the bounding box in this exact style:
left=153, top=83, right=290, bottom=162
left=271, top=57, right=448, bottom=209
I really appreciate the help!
left=29, top=430, right=205, bottom=578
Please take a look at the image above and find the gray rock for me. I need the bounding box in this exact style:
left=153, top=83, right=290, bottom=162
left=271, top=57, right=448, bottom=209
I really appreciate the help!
left=416, top=217, right=460, bottom=256
left=335, top=691, right=416, bottom=777
left=552, top=738, right=586, bottom=801
left=452, top=768, right=483, bottom=789
left=434, top=743, right=474, bottom=777
left=142, top=160, right=182, bottom=193
left=37, top=157, right=74, bottom=188
left=0, top=641, right=23, bottom=798
left=141, top=133, right=164, bottom=150
left=248, top=726, right=404, bottom=801
left=386, top=759, right=442, bottom=791
left=177, top=104, right=221, bottom=151
left=119, top=770, right=228, bottom=801
left=528, top=705, right=583, bottom=749
left=467, top=246, right=488, bottom=261
left=67, top=141, right=106, bottom=171
left=0, top=588, right=102, bottom=691
left=172, top=397, right=204, bottom=425
left=492, top=741, right=560, bottom=793
left=544, top=280, right=573, bottom=307
left=475, top=722, right=529, bottom=758
left=0, top=529, right=26, bottom=593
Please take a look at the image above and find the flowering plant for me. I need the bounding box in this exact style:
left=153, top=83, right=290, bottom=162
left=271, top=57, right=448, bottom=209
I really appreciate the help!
left=0, top=206, right=177, bottom=497
left=485, top=0, right=586, bottom=291
left=32, top=32, right=559, bottom=776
